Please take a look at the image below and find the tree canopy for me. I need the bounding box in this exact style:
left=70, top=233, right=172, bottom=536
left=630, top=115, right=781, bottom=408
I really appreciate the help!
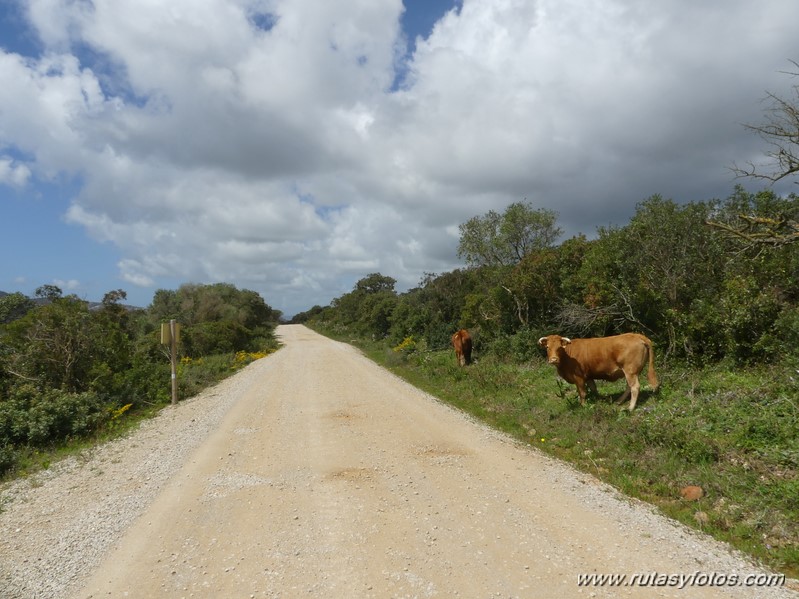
left=457, top=202, right=561, bottom=268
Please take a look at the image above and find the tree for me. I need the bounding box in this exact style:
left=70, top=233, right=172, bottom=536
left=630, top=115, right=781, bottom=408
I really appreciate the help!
left=719, top=62, right=799, bottom=250
left=458, top=202, right=561, bottom=268
left=102, top=289, right=128, bottom=307
left=387, top=270, right=480, bottom=347
left=354, top=273, right=396, bottom=294
left=706, top=186, right=799, bottom=248
left=706, top=208, right=799, bottom=248
left=732, top=60, right=799, bottom=186
left=457, top=202, right=562, bottom=334
left=35, top=285, right=63, bottom=301
left=0, top=293, right=35, bottom=324
left=559, top=196, right=728, bottom=356
left=148, top=289, right=181, bottom=322
left=144, top=284, right=279, bottom=356
left=334, top=274, right=397, bottom=338
left=2, top=297, right=98, bottom=391
left=703, top=188, right=799, bottom=361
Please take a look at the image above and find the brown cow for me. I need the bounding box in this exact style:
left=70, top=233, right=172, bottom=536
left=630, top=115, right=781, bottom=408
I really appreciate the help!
left=451, top=329, right=472, bottom=367
left=538, top=333, right=658, bottom=410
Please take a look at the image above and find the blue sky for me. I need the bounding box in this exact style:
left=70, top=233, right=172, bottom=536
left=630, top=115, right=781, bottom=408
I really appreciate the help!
left=0, top=0, right=796, bottom=317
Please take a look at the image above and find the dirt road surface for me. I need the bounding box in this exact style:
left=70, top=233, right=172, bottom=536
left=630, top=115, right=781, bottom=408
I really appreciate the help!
left=3, top=325, right=796, bottom=598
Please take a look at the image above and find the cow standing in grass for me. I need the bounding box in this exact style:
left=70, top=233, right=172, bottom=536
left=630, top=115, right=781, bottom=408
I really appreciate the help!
left=538, top=333, right=658, bottom=410
left=451, top=329, right=472, bottom=367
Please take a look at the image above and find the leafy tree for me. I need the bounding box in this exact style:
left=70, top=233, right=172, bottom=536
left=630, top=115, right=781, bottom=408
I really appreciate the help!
left=185, top=321, right=250, bottom=356
left=707, top=186, right=799, bottom=249
left=458, top=202, right=561, bottom=268
left=361, top=293, right=398, bottom=339
left=34, top=285, right=62, bottom=301
left=388, top=270, right=481, bottom=348
left=0, top=292, right=35, bottom=324
left=291, top=305, right=326, bottom=324
left=556, top=196, right=728, bottom=357
left=707, top=213, right=799, bottom=248
left=145, top=283, right=280, bottom=356
left=354, top=273, right=396, bottom=295
left=329, top=274, right=398, bottom=338
left=461, top=276, right=519, bottom=340
left=458, top=202, right=562, bottom=337
left=555, top=224, right=630, bottom=337
left=102, top=289, right=128, bottom=307
left=149, top=289, right=181, bottom=322
left=704, top=188, right=799, bottom=361
left=1, top=296, right=98, bottom=392
left=497, top=249, right=560, bottom=328
left=624, top=196, right=724, bottom=312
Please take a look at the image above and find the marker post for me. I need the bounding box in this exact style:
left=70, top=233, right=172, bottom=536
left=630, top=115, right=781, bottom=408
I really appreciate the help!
left=160, top=319, right=181, bottom=405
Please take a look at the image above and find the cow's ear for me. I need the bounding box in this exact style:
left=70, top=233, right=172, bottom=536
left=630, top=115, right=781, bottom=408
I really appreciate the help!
left=538, top=337, right=547, bottom=347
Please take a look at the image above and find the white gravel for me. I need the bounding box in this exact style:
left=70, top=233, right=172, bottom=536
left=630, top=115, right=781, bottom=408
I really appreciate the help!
left=0, top=359, right=259, bottom=599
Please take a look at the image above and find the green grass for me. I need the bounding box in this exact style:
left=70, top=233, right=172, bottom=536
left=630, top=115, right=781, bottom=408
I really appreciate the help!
left=335, top=332, right=799, bottom=578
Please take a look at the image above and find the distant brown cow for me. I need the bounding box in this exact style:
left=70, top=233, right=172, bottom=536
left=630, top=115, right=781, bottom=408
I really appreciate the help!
left=451, top=329, right=472, bottom=367
left=538, top=333, right=658, bottom=410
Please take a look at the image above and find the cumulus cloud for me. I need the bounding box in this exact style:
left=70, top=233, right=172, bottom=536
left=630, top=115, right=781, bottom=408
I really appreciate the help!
left=53, top=278, right=80, bottom=291
left=1, top=0, right=797, bottom=315
left=0, top=156, right=31, bottom=187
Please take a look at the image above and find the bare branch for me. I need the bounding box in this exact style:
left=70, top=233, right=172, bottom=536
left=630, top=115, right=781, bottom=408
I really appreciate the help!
left=731, top=61, right=799, bottom=185
left=706, top=214, right=799, bottom=247
left=609, top=284, right=650, bottom=333
left=4, top=367, right=40, bottom=383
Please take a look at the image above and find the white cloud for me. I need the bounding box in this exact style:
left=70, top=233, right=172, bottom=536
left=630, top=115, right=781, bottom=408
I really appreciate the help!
left=0, top=156, right=31, bottom=187
left=2, top=0, right=798, bottom=315
left=53, top=278, right=80, bottom=291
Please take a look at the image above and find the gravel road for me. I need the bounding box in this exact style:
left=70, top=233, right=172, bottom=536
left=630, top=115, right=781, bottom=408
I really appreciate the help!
left=1, top=324, right=797, bottom=599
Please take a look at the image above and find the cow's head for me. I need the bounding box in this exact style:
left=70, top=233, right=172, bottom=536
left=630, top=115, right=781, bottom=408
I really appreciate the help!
left=538, top=335, right=571, bottom=365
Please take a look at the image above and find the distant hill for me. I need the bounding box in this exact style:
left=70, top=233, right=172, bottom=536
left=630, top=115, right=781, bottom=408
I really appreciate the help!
left=0, top=290, right=143, bottom=312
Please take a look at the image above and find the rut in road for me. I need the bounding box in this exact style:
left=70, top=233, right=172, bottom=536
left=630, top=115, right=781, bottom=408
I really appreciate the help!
left=63, top=325, right=799, bottom=597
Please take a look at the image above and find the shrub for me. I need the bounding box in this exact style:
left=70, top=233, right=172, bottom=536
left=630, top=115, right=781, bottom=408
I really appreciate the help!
left=0, top=384, right=109, bottom=447
left=0, top=384, right=111, bottom=476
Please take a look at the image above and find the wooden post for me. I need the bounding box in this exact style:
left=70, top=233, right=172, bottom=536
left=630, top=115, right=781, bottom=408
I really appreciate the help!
left=170, top=319, right=178, bottom=405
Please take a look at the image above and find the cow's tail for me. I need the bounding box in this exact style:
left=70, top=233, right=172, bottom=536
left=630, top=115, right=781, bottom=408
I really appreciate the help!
left=644, top=336, right=659, bottom=391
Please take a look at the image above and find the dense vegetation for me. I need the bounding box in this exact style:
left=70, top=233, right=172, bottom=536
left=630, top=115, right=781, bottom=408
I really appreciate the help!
left=298, top=187, right=799, bottom=365
left=0, top=283, right=281, bottom=478
left=297, top=187, right=799, bottom=576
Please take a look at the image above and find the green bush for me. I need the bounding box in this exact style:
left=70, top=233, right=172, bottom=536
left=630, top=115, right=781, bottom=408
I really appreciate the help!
left=761, top=306, right=799, bottom=360
left=0, top=384, right=108, bottom=448
left=184, top=321, right=251, bottom=356
left=487, top=329, right=545, bottom=363
left=0, top=444, right=16, bottom=475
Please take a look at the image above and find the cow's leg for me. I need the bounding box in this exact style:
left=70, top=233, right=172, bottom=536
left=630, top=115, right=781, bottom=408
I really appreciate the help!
left=615, top=386, right=630, bottom=405
left=587, top=379, right=598, bottom=398
left=574, top=378, right=588, bottom=405
left=622, top=373, right=641, bottom=411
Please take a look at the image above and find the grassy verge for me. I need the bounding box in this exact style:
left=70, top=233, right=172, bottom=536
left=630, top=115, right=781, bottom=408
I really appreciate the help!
left=317, top=327, right=798, bottom=578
